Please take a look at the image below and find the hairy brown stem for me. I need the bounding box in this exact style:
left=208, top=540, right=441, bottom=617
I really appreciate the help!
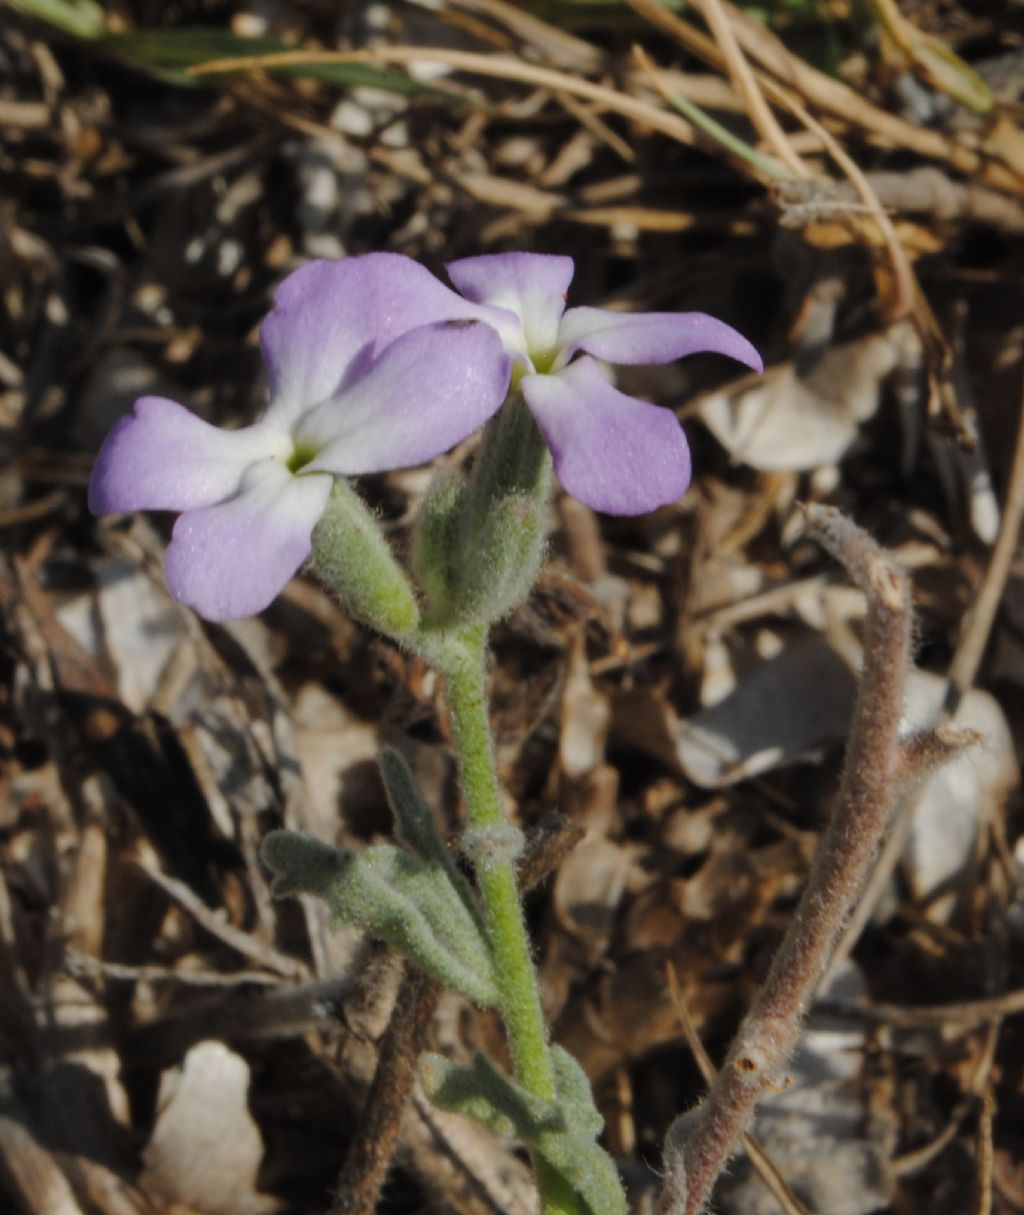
left=658, top=506, right=931, bottom=1215
left=331, top=966, right=442, bottom=1215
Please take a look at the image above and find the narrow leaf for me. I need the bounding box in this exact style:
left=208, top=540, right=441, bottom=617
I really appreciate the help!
left=262, top=831, right=498, bottom=1006
left=421, top=1052, right=627, bottom=1215
left=378, top=749, right=488, bottom=935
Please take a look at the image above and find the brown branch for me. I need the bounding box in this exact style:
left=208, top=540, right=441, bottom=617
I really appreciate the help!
left=665, top=965, right=815, bottom=1215
left=332, top=967, right=442, bottom=1215
left=656, top=506, right=969, bottom=1215
left=822, top=385, right=1024, bottom=974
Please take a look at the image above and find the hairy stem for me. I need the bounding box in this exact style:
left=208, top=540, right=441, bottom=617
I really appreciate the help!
left=658, top=505, right=920, bottom=1215
left=331, top=816, right=585, bottom=1215
left=434, top=628, right=579, bottom=1215
left=331, top=966, right=441, bottom=1215
left=441, top=628, right=554, bottom=1098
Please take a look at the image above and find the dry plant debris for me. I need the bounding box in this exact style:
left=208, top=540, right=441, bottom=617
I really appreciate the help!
left=2, top=1, right=1024, bottom=1213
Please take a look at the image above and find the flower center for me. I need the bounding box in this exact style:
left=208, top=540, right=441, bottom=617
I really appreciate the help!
left=528, top=346, right=559, bottom=375
left=287, top=442, right=318, bottom=474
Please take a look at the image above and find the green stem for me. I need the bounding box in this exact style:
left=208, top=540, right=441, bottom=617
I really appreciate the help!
left=433, top=628, right=578, bottom=1215
left=440, top=628, right=554, bottom=1097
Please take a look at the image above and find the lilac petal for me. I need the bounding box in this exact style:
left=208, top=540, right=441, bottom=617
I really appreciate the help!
left=261, top=254, right=485, bottom=428
left=446, top=253, right=574, bottom=360
left=299, top=321, right=511, bottom=475
left=522, top=358, right=691, bottom=515
left=164, top=461, right=332, bottom=620
left=558, top=307, right=763, bottom=372
left=88, top=397, right=289, bottom=515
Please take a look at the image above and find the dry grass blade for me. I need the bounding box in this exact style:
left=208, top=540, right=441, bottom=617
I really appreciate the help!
left=770, top=91, right=918, bottom=321
left=632, top=0, right=919, bottom=319
left=448, top=0, right=603, bottom=72
left=974, top=1087, right=996, bottom=1215
left=820, top=986, right=1024, bottom=1030
left=946, top=378, right=1024, bottom=710
left=186, top=46, right=700, bottom=147
left=689, top=0, right=811, bottom=180
left=632, top=45, right=791, bottom=184
left=628, top=0, right=1024, bottom=190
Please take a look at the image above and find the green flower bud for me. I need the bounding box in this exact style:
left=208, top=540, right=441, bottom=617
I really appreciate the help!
left=410, top=472, right=466, bottom=620
left=310, top=479, right=420, bottom=641
left=414, top=395, right=552, bottom=630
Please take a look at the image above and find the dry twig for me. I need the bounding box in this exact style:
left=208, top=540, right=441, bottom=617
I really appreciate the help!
left=332, top=967, right=442, bottom=1215
left=666, top=964, right=815, bottom=1215
left=657, top=506, right=972, bottom=1215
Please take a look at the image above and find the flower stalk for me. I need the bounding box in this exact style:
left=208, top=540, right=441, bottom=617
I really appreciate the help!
left=435, top=629, right=555, bottom=1100
left=333, top=816, right=585, bottom=1215
left=435, top=632, right=589, bottom=1215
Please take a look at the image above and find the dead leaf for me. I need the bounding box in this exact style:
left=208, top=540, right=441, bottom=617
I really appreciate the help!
left=141, top=1042, right=278, bottom=1215
left=613, top=639, right=857, bottom=789
left=901, top=673, right=1018, bottom=914
left=552, top=833, right=632, bottom=958
left=559, top=632, right=610, bottom=780
left=699, top=324, right=916, bottom=471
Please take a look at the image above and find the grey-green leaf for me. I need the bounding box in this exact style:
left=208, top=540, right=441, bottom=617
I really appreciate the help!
left=261, top=831, right=498, bottom=1006
left=420, top=1051, right=626, bottom=1215
left=378, top=750, right=488, bottom=936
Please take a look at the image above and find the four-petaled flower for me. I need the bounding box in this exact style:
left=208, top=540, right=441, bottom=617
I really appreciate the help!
left=88, top=255, right=510, bottom=620
left=437, top=253, right=763, bottom=514
left=90, top=249, right=762, bottom=620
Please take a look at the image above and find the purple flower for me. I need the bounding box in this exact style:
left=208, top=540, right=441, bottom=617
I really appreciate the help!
left=89, top=254, right=511, bottom=620
left=443, top=253, right=762, bottom=514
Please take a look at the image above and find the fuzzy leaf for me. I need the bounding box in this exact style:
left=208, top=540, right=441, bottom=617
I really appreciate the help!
left=378, top=750, right=489, bottom=933
left=362, top=844, right=495, bottom=985
left=262, top=831, right=498, bottom=1006
left=551, top=1046, right=604, bottom=1140
left=420, top=1051, right=626, bottom=1215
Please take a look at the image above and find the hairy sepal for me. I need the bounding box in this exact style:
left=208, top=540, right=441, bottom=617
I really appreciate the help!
left=310, top=479, right=420, bottom=640
left=414, top=397, right=551, bottom=629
